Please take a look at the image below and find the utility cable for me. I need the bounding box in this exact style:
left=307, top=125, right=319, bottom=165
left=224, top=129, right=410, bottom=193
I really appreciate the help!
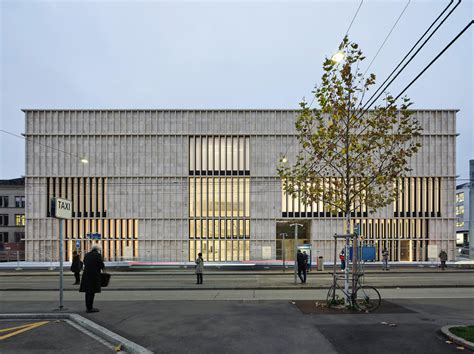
left=361, top=0, right=461, bottom=111
left=364, top=0, right=454, bottom=105
left=308, top=0, right=364, bottom=110
left=362, top=0, right=411, bottom=77
left=394, top=20, right=473, bottom=101
left=0, top=129, right=87, bottom=162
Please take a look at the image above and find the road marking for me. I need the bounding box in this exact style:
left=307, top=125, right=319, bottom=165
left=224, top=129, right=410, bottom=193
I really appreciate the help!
left=0, top=321, right=49, bottom=341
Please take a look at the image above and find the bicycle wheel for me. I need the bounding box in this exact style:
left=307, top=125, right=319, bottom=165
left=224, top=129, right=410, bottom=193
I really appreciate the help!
left=354, top=286, right=381, bottom=312
left=326, top=285, right=345, bottom=307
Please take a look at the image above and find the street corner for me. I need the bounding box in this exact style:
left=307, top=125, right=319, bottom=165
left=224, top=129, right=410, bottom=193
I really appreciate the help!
left=0, top=318, right=116, bottom=353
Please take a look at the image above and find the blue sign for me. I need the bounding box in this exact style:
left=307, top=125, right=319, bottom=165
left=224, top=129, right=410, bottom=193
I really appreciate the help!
left=87, top=233, right=101, bottom=240
left=349, top=246, right=376, bottom=261
left=75, top=240, right=81, bottom=249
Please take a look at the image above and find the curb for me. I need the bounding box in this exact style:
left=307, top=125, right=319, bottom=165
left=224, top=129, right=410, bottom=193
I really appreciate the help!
left=0, top=313, right=153, bottom=354
left=1, top=270, right=473, bottom=276
left=441, top=325, right=474, bottom=350
left=1, top=285, right=473, bottom=291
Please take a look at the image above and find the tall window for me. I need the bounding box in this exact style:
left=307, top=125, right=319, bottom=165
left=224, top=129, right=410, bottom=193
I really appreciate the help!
left=0, top=214, right=8, bottom=226
left=15, top=196, right=25, bottom=208
left=14, top=232, right=25, bottom=242
left=0, top=232, right=8, bottom=243
left=456, top=192, right=464, bottom=204
left=189, top=136, right=250, bottom=261
left=15, top=214, right=25, bottom=226
left=393, top=177, right=441, bottom=217
left=0, top=196, right=8, bottom=208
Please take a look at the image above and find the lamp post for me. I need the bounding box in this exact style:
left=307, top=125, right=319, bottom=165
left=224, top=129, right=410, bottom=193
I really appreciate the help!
left=280, top=232, right=288, bottom=271
left=290, top=223, right=303, bottom=284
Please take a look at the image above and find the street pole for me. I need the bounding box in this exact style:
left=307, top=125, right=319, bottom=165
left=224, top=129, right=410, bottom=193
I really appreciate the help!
left=280, top=233, right=287, bottom=271
left=59, top=219, right=64, bottom=310
left=290, top=223, right=303, bottom=284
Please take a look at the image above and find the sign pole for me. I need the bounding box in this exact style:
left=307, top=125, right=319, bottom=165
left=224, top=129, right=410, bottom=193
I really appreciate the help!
left=290, top=223, right=303, bottom=285
left=51, top=197, right=71, bottom=311
left=59, top=218, right=64, bottom=309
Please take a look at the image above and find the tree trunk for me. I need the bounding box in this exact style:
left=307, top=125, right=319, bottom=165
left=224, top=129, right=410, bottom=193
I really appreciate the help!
left=344, top=212, right=351, bottom=305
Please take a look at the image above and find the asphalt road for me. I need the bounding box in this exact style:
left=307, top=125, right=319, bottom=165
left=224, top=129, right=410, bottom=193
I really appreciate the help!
left=0, top=319, right=114, bottom=353
left=1, top=298, right=472, bottom=354
left=1, top=271, right=473, bottom=290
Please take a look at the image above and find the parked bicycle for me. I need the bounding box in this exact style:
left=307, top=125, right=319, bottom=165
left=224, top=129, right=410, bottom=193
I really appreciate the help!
left=326, top=273, right=381, bottom=312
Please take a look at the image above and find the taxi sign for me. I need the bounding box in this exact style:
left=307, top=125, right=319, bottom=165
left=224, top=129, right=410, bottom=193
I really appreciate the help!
left=50, top=198, right=72, bottom=219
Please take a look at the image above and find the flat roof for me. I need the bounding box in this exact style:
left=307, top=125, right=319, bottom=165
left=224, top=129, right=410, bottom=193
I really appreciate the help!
left=21, top=108, right=460, bottom=112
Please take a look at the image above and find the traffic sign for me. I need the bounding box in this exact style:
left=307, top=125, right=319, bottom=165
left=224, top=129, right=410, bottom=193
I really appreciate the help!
left=75, top=240, right=80, bottom=249
left=87, top=233, right=101, bottom=240
left=50, top=198, right=72, bottom=219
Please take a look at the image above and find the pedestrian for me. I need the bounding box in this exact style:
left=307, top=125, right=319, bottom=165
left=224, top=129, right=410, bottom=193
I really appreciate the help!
left=339, top=249, right=345, bottom=271
left=195, top=252, right=204, bottom=284
left=70, top=250, right=83, bottom=284
left=303, top=251, right=310, bottom=272
left=439, top=249, right=448, bottom=270
left=382, top=248, right=389, bottom=271
left=297, top=249, right=307, bottom=283
left=79, top=244, right=104, bottom=313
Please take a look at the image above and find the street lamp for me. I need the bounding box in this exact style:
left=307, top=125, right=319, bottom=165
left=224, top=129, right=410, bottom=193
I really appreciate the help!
left=331, top=51, right=345, bottom=63
left=80, top=158, right=89, bottom=164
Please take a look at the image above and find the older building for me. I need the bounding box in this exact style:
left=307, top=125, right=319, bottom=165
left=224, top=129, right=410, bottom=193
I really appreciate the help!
left=0, top=177, right=26, bottom=260
left=24, top=109, right=457, bottom=263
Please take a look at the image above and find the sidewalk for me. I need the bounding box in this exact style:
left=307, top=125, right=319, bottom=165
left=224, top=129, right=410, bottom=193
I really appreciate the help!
left=1, top=265, right=473, bottom=276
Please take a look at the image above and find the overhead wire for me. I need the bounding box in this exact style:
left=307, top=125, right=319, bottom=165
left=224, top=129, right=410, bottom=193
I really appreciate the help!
left=308, top=0, right=364, bottom=109
left=393, top=20, right=474, bottom=101
left=0, top=129, right=86, bottom=162
left=360, top=0, right=461, bottom=111
left=362, top=0, right=411, bottom=77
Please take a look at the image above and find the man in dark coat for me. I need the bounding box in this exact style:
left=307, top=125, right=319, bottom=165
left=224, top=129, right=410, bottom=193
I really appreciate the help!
left=297, top=249, right=307, bottom=284
left=70, top=250, right=83, bottom=285
left=79, top=245, right=104, bottom=313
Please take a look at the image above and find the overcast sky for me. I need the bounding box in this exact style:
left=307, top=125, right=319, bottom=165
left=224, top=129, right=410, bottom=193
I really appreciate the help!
left=1, top=0, right=472, bottom=181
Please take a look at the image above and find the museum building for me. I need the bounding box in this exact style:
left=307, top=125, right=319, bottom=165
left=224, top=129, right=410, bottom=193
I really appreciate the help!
left=23, top=109, right=457, bottom=263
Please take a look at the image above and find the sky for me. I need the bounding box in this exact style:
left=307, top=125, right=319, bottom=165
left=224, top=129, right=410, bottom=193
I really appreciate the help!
left=1, top=0, right=473, bottom=182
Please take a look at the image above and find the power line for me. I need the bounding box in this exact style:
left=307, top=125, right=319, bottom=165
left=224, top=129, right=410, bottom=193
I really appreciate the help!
left=0, top=129, right=86, bottom=162
left=394, top=20, right=474, bottom=101
left=361, top=0, right=461, bottom=111
left=344, top=0, right=364, bottom=39
left=308, top=0, right=365, bottom=110
left=362, top=0, right=411, bottom=77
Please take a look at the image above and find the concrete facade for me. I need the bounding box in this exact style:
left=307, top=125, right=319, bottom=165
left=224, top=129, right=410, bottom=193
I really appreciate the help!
left=24, top=110, right=457, bottom=263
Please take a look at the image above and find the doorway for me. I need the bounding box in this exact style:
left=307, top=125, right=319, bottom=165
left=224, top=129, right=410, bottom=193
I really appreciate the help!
left=400, top=240, right=411, bottom=261
left=276, top=221, right=310, bottom=261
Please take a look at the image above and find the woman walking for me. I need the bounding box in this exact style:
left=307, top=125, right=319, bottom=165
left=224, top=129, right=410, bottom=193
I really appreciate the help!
left=195, top=252, right=204, bottom=284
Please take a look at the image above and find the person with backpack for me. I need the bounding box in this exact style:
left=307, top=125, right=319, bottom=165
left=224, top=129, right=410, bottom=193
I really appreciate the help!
left=439, top=249, right=448, bottom=270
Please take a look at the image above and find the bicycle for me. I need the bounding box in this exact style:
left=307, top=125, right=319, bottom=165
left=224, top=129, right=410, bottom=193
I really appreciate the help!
left=326, top=273, right=381, bottom=312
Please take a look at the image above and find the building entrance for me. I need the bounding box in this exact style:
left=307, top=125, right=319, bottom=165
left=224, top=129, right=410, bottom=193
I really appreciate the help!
left=276, top=221, right=310, bottom=261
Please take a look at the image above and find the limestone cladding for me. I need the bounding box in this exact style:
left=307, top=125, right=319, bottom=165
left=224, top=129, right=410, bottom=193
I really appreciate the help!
left=23, top=110, right=457, bottom=262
